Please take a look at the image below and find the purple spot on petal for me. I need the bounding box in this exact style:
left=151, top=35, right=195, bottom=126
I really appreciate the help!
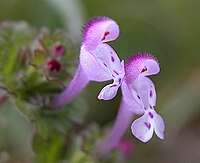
left=148, top=112, right=154, bottom=118
left=110, top=51, right=113, bottom=54
left=137, top=95, right=140, bottom=99
left=110, top=84, right=117, bottom=88
left=150, top=90, right=153, bottom=97
left=111, top=56, right=115, bottom=62
left=113, top=70, right=119, bottom=75
left=119, top=78, right=122, bottom=84
left=149, top=105, right=153, bottom=109
left=103, top=63, right=108, bottom=67
left=144, top=122, right=151, bottom=130
left=144, top=107, right=147, bottom=110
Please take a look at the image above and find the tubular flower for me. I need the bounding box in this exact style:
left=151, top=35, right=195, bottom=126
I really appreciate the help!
left=97, top=53, right=164, bottom=156
left=124, top=53, right=164, bottom=142
left=54, top=17, right=124, bottom=107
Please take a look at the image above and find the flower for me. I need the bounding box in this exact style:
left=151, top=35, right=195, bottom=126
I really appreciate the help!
left=53, top=16, right=164, bottom=145
left=123, top=53, right=164, bottom=142
left=97, top=53, right=164, bottom=156
left=53, top=16, right=164, bottom=142
left=53, top=17, right=124, bottom=107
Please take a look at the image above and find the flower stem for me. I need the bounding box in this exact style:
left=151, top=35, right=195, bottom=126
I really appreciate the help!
left=95, top=99, right=134, bottom=157
left=52, top=65, right=89, bottom=109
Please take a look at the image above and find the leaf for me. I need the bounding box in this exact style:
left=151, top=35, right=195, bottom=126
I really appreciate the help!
left=33, top=132, right=65, bottom=163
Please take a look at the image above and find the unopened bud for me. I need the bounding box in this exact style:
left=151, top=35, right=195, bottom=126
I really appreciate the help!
left=52, top=43, right=66, bottom=56
left=118, top=139, right=134, bottom=156
left=47, top=59, right=61, bottom=72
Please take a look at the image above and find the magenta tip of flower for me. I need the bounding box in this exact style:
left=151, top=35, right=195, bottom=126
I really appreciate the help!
left=124, top=52, right=159, bottom=84
left=126, top=52, right=158, bottom=67
left=81, top=16, right=112, bottom=44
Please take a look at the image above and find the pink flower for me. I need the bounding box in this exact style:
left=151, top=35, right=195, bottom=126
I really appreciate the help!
left=53, top=16, right=164, bottom=149
left=97, top=53, right=164, bottom=156
left=53, top=17, right=124, bottom=107
left=122, top=53, right=164, bottom=142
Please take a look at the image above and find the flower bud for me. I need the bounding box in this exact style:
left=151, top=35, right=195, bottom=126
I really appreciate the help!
left=118, top=139, right=134, bottom=156
left=52, top=43, right=66, bottom=56
left=47, top=59, right=61, bottom=72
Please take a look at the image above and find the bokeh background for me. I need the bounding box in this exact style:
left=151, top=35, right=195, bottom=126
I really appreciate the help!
left=0, top=0, right=200, bottom=162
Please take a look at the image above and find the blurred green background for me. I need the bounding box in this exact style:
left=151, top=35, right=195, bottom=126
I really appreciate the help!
left=0, top=0, right=200, bottom=162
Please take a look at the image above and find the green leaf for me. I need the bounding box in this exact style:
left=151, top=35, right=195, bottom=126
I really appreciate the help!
left=33, top=132, right=65, bottom=163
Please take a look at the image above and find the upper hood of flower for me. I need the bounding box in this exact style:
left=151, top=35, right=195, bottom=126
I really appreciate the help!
left=82, top=16, right=120, bottom=51
left=125, top=52, right=160, bottom=84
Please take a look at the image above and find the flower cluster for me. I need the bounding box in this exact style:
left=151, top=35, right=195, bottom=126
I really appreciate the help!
left=54, top=17, right=164, bottom=145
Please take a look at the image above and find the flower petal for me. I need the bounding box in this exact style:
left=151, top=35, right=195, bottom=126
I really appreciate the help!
left=141, top=59, right=160, bottom=76
left=98, top=83, right=120, bottom=100
left=82, top=17, right=119, bottom=51
left=80, top=43, right=124, bottom=82
left=145, top=77, right=157, bottom=107
left=80, top=46, right=112, bottom=82
left=154, top=111, right=165, bottom=140
left=91, top=43, right=123, bottom=76
left=132, top=76, right=157, bottom=109
left=131, top=113, right=154, bottom=142
left=121, top=82, right=144, bottom=114
left=132, top=76, right=150, bottom=109
left=125, top=52, right=160, bottom=84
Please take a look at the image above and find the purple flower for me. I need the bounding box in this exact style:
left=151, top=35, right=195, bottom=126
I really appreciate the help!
left=97, top=53, right=164, bottom=156
left=123, top=53, right=164, bottom=142
left=53, top=17, right=124, bottom=107
left=53, top=16, right=164, bottom=147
